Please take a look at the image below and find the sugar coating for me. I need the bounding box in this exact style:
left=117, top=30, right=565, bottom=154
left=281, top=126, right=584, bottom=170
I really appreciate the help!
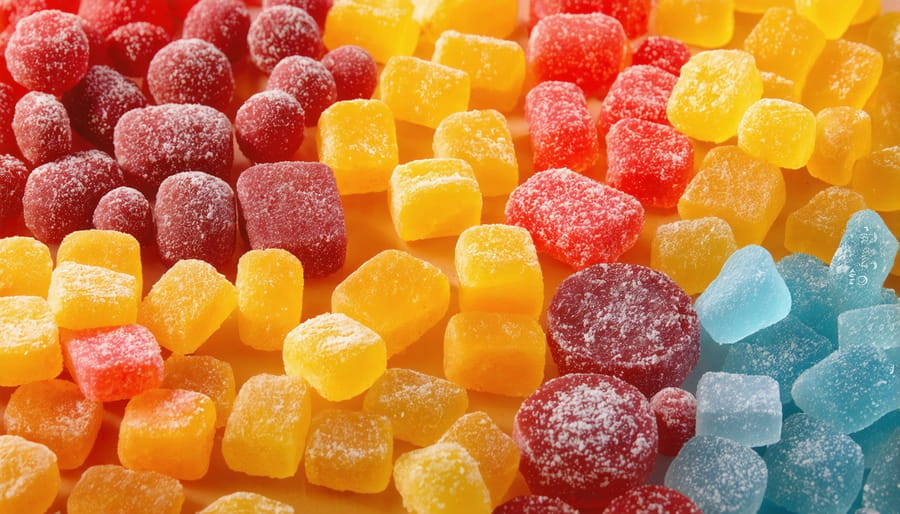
left=852, top=146, right=900, bottom=212
left=513, top=373, right=658, bottom=511
left=494, top=495, right=579, bottom=513
left=146, top=38, right=234, bottom=111
left=525, top=81, right=599, bottom=173
left=248, top=5, right=321, bottom=74
left=829, top=210, right=899, bottom=312
left=57, top=229, right=143, bottom=299
left=78, top=0, right=173, bottom=37
left=414, top=0, right=517, bottom=42
left=182, top=0, right=250, bottom=62
left=92, top=186, right=154, bottom=246
left=862, top=426, right=900, bottom=512
left=62, top=65, right=147, bottom=152
left=0, top=84, right=15, bottom=155
left=4, top=9, right=89, bottom=94
left=0, top=153, right=27, bottom=222
left=651, top=217, right=738, bottom=296
left=796, top=0, right=862, bottom=39
left=808, top=107, right=872, bottom=186
left=866, top=69, right=900, bottom=152
left=393, top=442, right=491, bottom=514
left=67, top=464, right=183, bottom=514
left=235, top=90, right=306, bottom=163
left=867, top=12, right=900, bottom=72
left=162, top=353, right=236, bottom=428
left=322, top=0, right=419, bottom=64
left=760, top=71, right=797, bottom=101
left=632, top=36, right=691, bottom=76
left=12, top=91, right=72, bottom=167
left=851, top=409, right=900, bottom=470
left=379, top=55, right=470, bottom=129
left=784, top=186, right=868, bottom=265
left=48, top=261, right=138, bottom=330
left=777, top=253, right=841, bottom=343
left=0, top=296, right=61, bottom=387
left=236, top=248, right=304, bottom=352
left=106, top=21, right=171, bottom=77
left=738, top=98, right=816, bottom=169
left=199, top=492, right=295, bottom=514
left=655, top=0, right=734, bottom=48
left=321, top=45, right=378, bottom=101
left=598, top=65, right=678, bottom=136
left=264, top=0, right=332, bottom=29
left=839, top=304, right=900, bottom=350
left=603, top=485, right=702, bottom=514
left=0, top=236, right=52, bottom=297
left=695, top=371, right=782, bottom=447
left=267, top=55, right=337, bottom=125
left=802, top=39, right=883, bottom=113
left=650, top=387, right=696, bottom=456
left=0, top=435, right=60, bottom=514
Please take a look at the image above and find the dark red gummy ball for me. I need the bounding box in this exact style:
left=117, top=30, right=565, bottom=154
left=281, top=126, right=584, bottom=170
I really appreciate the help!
left=321, top=45, right=378, bottom=101
left=650, top=387, right=696, bottom=457
left=146, top=38, right=234, bottom=111
left=248, top=5, right=322, bottom=74
left=23, top=150, right=124, bottom=244
left=632, top=36, right=691, bottom=77
left=154, top=171, right=237, bottom=269
left=0, top=154, right=28, bottom=221
left=547, top=263, right=701, bottom=398
left=603, top=485, right=702, bottom=514
left=262, top=0, right=332, bottom=29
left=513, top=373, right=658, bottom=511
left=12, top=91, right=72, bottom=167
left=78, top=0, right=174, bottom=37
left=182, top=0, right=251, bottom=63
left=92, top=186, right=153, bottom=246
left=267, top=55, right=337, bottom=125
left=493, top=495, right=580, bottom=513
left=106, top=21, right=171, bottom=78
left=4, top=9, right=90, bottom=95
left=0, top=82, right=16, bottom=155
left=8, top=0, right=79, bottom=25
left=235, top=90, right=305, bottom=163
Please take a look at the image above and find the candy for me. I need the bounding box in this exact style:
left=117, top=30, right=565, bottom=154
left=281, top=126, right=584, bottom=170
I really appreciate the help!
left=852, top=410, right=900, bottom=469
left=737, top=99, right=816, bottom=170
left=12, top=91, right=72, bottom=167
left=389, top=158, right=482, bottom=241
left=0, top=155, right=27, bottom=222
left=796, top=0, right=862, bottom=40
left=603, top=485, right=702, bottom=514
left=777, top=253, right=841, bottom=342
left=650, top=387, right=697, bottom=456
left=838, top=304, right=900, bottom=350
left=598, top=65, right=678, bottom=136
left=0, top=84, right=15, bottom=155
left=248, top=5, right=321, bottom=73
left=0, top=296, right=60, bottom=387
left=146, top=38, right=234, bottom=111
left=414, top=0, right=517, bottom=41
left=235, top=90, right=306, bottom=163
left=862, top=426, right=900, bottom=512
left=62, top=65, right=147, bottom=152
left=138, top=259, right=237, bottom=354
left=866, top=69, right=900, bottom=152
left=734, top=0, right=791, bottom=12
left=379, top=56, right=470, bottom=129
left=852, top=147, right=900, bottom=212
left=264, top=0, right=331, bottom=28
left=2, top=379, right=103, bottom=469
left=867, top=12, right=900, bottom=71
left=333, top=250, right=449, bottom=356
left=651, top=217, right=738, bottom=296
left=322, top=0, right=419, bottom=64
left=809, top=107, right=872, bottom=186
left=78, top=0, right=173, bottom=37
left=182, top=0, right=251, bottom=62
left=303, top=409, right=393, bottom=494
left=92, top=186, right=154, bottom=246
left=283, top=312, right=387, bottom=402
left=162, top=353, right=235, bottom=428
left=4, top=10, right=89, bottom=94
left=0, top=236, right=52, bottom=297
left=0, top=435, right=60, bottom=514
left=236, top=161, right=347, bottom=278
left=267, top=55, right=337, bottom=125
left=760, top=71, right=797, bottom=101
left=199, top=492, right=294, bottom=514
left=695, top=371, right=782, bottom=447
left=494, top=495, right=579, bottom=513
left=154, top=171, right=237, bottom=268
left=222, top=373, right=312, bottom=478
left=632, top=36, right=691, bottom=76
left=784, top=186, right=867, bottom=264
left=48, top=261, right=138, bottom=330
left=118, top=388, right=217, bottom=480
left=363, top=368, right=468, bottom=446
left=655, top=0, right=733, bottom=48
left=67, top=465, right=184, bottom=514
left=321, top=45, right=378, bottom=101
left=513, top=373, right=657, bottom=510
left=236, top=248, right=304, bottom=352
left=393, top=442, right=491, bottom=514
left=57, top=229, right=143, bottom=298
left=525, top=81, right=599, bottom=173
left=106, top=22, right=171, bottom=77
left=829, top=210, right=898, bottom=312
left=316, top=99, right=398, bottom=195
left=802, top=40, right=883, bottom=113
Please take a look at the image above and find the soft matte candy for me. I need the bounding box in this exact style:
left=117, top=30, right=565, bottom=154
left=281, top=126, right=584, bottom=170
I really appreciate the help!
left=695, top=371, right=782, bottom=447
left=380, top=55, right=469, bottom=129
left=650, top=387, right=696, bottom=456
left=764, top=413, right=864, bottom=514
left=199, top=492, right=294, bottom=514
left=48, top=261, right=138, bottom=330
left=146, top=38, right=234, bottom=111
left=651, top=217, right=738, bottom=296
left=162, top=353, right=235, bottom=428
left=603, top=485, right=702, bottom=514
left=851, top=147, right=900, bottom=212
left=655, top=0, right=733, bottom=48
left=182, top=0, right=250, bottom=62
left=665, top=435, right=768, bottom=514
left=0, top=236, right=52, bottom=297
left=598, top=65, right=678, bottom=136
left=737, top=99, right=816, bottom=169
left=525, top=81, right=599, bottom=173
left=267, top=55, right=337, bottom=126
left=67, top=464, right=183, bottom=514
left=12, top=91, right=72, bottom=167
left=695, top=245, right=791, bottom=345
left=867, top=11, right=900, bottom=70
left=0, top=85, right=14, bottom=156
left=106, top=21, right=171, bottom=77
left=866, top=68, right=900, bottom=152
left=62, top=65, right=147, bottom=152
left=57, top=229, right=142, bottom=298
left=92, top=186, right=154, bottom=246
left=78, top=0, right=173, bottom=37
left=414, top=0, right=517, bottom=41
left=829, top=210, right=899, bottom=313
left=632, top=36, right=691, bottom=76
left=0, top=296, right=61, bottom=387
left=235, top=90, right=305, bottom=163
left=247, top=5, right=321, bottom=73
left=796, top=0, right=862, bottom=39
left=393, top=442, right=491, bottom=514
left=513, top=373, right=658, bottom=510
left=838, top=304, right=900, bottom=350
left=321, top=45, right=378, bottom=101
left=784, top=187, right=867, bottom=265
left=494, top=495, right=579, bottom=514
left=802, top=40, right=883, bottom=113
left=862, top=426, right=900, bottom=512
left=263, top=0, right=331, bottom=29
left=777, top=254, right=841, bottom=342
left=760, top=71, right=797, bottom=101
left=236, top=248, right=304, bottom=352
left=0, top=435, right=60, bottom=514
left=4, top=10, right=89, bottom=94
left=322, top=0, right=419, bottom=64
left=0, top=154, right=27, bottom=222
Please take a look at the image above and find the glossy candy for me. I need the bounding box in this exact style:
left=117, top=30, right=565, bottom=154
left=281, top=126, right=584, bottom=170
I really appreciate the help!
left=655, top=0, right=733, bottom=48
left=322, top=0, right=419, bottom=64
left=852, top=147, right=900, bottom=212
left=415, top=0, right=517, bottom=41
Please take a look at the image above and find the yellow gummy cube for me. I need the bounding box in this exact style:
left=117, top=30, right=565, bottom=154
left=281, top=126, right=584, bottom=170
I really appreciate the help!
left=199, top=492, right=294, bottom=514
left=0, top=435, right=59, bottom=514
left=139, top=259, right=237, bottom=355
left=118, top=388, right=216, bottom=480
left=678, top=145, right=786, bottom=246
left=0, top=296, right=60, bottom=387
left=390, top=158, right=482, bottom=241
left=0, top=236, right=52, bottom=297
left=394, top=442, right=491, bottom=514
left=222, top=373, right=311, bottom=479
left=433, top=110, right=518, bottom=197
left=413, top=0, right=517, bottom=41
left=323, top=0, right=419, bottom=64
left=795, top=0, right=864, bottom=40
left=866, top=70, right=900, bottom=151
left=803, top=39, right=883, bottom=113
left=333, top=250, right=450, bottom=356
left=443, top=311, right=546, bottom=397
left=363, top=368, right=468, bottom=446
left=380, top=56, right=470, bottom=129
left=852, top=147, right=900, bottom=212
left=784, top=186, right=867, bottom=264
left=437, top=411, right=519, bottom=505
left=68, top=465, right=184, bottom=514
left=852, top=0, right=880, bottom=24
left=57, top=229, right=143, bottom=298
left=734, top=0, right=791, bottom=12
left=47, top=261, right=138, bottom=330
left=162, top=353, right=236, bottom=428
left=283, top=312, right=387, bottom=402
left=738, top=99, right=816, bottom=169
left=304, top=409, right=393, bottom=494
left=667, top=50, right=763, bottom=143
left=432, top=31, right=525, bottom=113
left=808, top=107, right=872, bottom=185
left=317, top=99, right=399, bottom=195
left=867, top=12, right=900, bottom=71
left=236, top=248, right=304, bottom=351
left=760, top=72, right=797, bottom=101
left=651, top=217, right=739, bottom=296
left=656, top=0, right=735, bottom=49
left=744, top=8, right=825, bottom=98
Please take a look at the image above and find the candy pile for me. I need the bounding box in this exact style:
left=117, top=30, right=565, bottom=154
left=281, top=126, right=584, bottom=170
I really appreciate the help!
left=0, top=0, right=898, bottom=513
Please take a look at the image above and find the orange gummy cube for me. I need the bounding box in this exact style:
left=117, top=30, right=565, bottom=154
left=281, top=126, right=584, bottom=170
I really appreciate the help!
left=784, top=186, right=867, bottom=264
left=139, top=259, right=237, bottom=354
left=852, top=147, right=900, bottom=212
left=867, top=12, right=900, bottom=72
left=380, top=56, right=470, bottom=129
left=48, top=261, right=139, bottom=330
left=3, top=379, right=103, bottom=469
left=394, top=442, right=491, bottom=514
left=415, top=0, right=517, bottom=41
left=0, top=236, right=52, bottom=297
left=118, top=388, right=217, bottom=480
left=760, top=72, right=797, bottom=102
left=734, top=0, right=791, bottom=12
left=803, top=39, right=883, bottom=113
left=795, top=0, right=863, bottom=40
left=655, top=0, right=734, bottom=48
left=651, top=217, right=739, bottom=296
left=744, top=8, right=825, bottom=98
left=236, top=248, right=304, bottom=351
left=737, top=99, right=817, bottom=169
left=433, top=110, right=518, bottom=197
left=853, top=0, right=881, bottom=24
left=443, top=311, right=546, bottom=397
left=57, top=229, right=143, bottom=298
left=198, top=492, right=294, bottom=514
left=866, top=70, right=900, bottom=151
left=67, top=464, right=184, bottom=514
left=808, top=107, right=872, bottom=186
left=222, top=374, right=312, bottom=479
left=304, top=409, right=393, bottom=494
left=332, top=249, right=450, bottom=356
left=0, top=296, right=61, bottom=387
left=162, top=353, right=236, bottom=428
left=363, top=368, right=469, bottom=446
left=0, top=435, right=60, bottom=514
left=323, top=0, right=419, bottom=64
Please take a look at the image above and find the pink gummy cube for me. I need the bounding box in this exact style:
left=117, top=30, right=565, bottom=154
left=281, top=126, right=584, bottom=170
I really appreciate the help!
left=525, top=81, right=599, bottom=173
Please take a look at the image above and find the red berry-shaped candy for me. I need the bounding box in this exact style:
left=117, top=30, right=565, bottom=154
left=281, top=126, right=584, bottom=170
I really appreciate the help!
left=0, top=154, right=28, bottom=222
left=650, top=387, right=696, bottom=456
left=0, top=83, right=15, bottom=155
left=603, top=485, right=702, bottom=514
left=494, top=495, right=580, bottom=513
left=78, top=0, right=173, bottom=37
left=92, top=186, right=154, bottom=246
left=12, top=91, right=72, bottom=167
left=598, top=64, right=678, bottom=137
left=525, top=81, right=599, bottom=173
left=147, top=39, right=234, bottom=112
left=632, top=36, right=691, bottom=77
left=106, top=21, right=171, bottom=77
left=9, top=0, right=79, bottom=24
left=182, top=0, right=251, bottom=63
left=235, top=90, right=305, bottom=163
left=248, top=5, right=322, bottom=74
left=63, top=65, right=148, bottom=152
left=263, top=0, right=332, bottom=29
left=4, top=10, right=90, bottom=95
left=321, top=45, right=377, bottom=101
left=267, top=55, right=337, bottom=125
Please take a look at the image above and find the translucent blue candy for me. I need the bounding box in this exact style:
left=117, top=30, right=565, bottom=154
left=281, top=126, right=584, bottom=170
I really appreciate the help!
left=862, top=426, right=900, bottom=513
left=792, top=344, right=900, bottom=433
left=695, top=245, right=791, bottom=345
left=696, top=371, right=782, bottom=447
left=682, top=326, right=729, bottom=393
left=838, top=304, right=900, bottom=350
left=851, top=409, right=900, bottom=469
left=665, top=435, right=768, bottom=514
left=777, top=253, right=840, bottom=342
left=881, top=288, right=899, bottom=304
left=763, top=413, right=865, bottom=514
left=829, top=210, right=899, bottom=313
left=723, top=315, right=836, bottom=404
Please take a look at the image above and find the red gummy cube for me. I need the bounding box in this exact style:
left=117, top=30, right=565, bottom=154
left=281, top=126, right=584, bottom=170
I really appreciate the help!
left=603, top=485, right=702, bottom=514
left=632, top=36, right=692, bottom=76
left=650, top=387, right=697, bottom=456
left=4, top=10, right=90, bottom=94
left=605, top=118, right=694, bottom=209
left=525, top=81, right=599, bottom=173
left=528, top=12, right=626, bottom=98
left=182, top=0, right=251, bottom=63
left=63, top=324, right=165, bottom=402
left=505, top=168, right=644, bottom=268
left=598, top=64, right=678, bottom=137
left=62, top=65, right=147, bottom=152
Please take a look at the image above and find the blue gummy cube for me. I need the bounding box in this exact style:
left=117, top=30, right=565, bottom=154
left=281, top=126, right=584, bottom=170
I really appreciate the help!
left=792, top=344, right=900, bottom=434
left=763, top=413, right=865, bottom=514
left=777, top=253, right=840, bottom=342
left=696, top=245, right=791, bottom=345
left=724, top=315, right=836, bottom=404
left=665, top=435, right=768, bottom=514
left=696, top=372, right=782, bottom=447
left=862, top=426, right=900, bottom=513
left=838, top=304, right=900, bottom=350
left=829, top=210, right=899, bottom=313
left=851, top=409, right=900, bottom=469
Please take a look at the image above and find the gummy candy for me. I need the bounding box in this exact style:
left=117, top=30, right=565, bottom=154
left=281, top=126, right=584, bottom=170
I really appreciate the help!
left=62, top=65, right=147, bottom=152
left=267, top=55, right=337, bottom=126
left=760, top=71, right=797, bottom=101
left=0, top=435, right=60, bottom=514
left=862, top=426, right=900, bottom=512
left=838, top=303, right=900, bottom=351
left=57, top=229, right=142, bottom=298
left=199, top=492, right=294, bottom=514
left=632, top=36, right=691, bottom=76
left=4, top=10, right=89, bottom=94
left=525, top=81, right=600, bottom=173
left=784, top=186, right=867, bottom=265
left=106, top=21, right=171, bottom=77
left=777, top=253, right=841, bottom=342
left=182, top=0, right=250, bottom=62
left=802, top=40, right=883, bottom=113
left=0, top=155, right=27, bottom=223
left=146, top=38, right=234, bottom=111
left=247, top=5, right=321, bottom=74
left=795, top=0, right=863, bottom=40
left=655, top=0, right=733, bottom=48
left=603, top=485, right=702, bottom=514
left=651, top=217, right=738, bottom=296
left=48, top=261, right=139, bottom=330
left=851, top=147, right=900, bottom=212
left=322, top=0, right=419, bottom=64
left=264, top=0, right=332, bottom=28
left=92, top=186, right=154, bottom=246
left=67, top=464, right=183, bottom=514
left=414, top=0, right=517, bottom=41
left=829, top=210, right=899, bottom=312
left=321, top=45, right=378, bottom=101
left=236, top=248, right=304, bottom=352
left=598, top=65, right=678, bottom=136
left=78, top=0, right=173, bottom=37
left=807, top=107, right=872, bottom=186
left=650, top=387, right=696, bottom=456
left=0, top=296, right=61, bottom=387
left=162, top=353, right=235, bottom=428
left=0, top=236, right=52, bottom=297
left=494, top=495, right=579, bottom=513
left=235, top=90, right=306, bottom=163
left=379, top=55, right=470, bottom=129
left=12, top=91, right=72, bottom=167
left=695, top=371, right=782, bottom=447
left=737, top=98, right=816, bottom=170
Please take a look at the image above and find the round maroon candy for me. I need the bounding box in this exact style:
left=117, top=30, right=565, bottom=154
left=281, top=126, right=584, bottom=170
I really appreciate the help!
left=321, top=45, right=378, bottom=101
left=80, top=18, right=112, bottom=67
left=235, top=90, right=305, bottom=163
left=8, top=0, right=79, bottom=24
left=0, top=82, right=17, bottom=155
left=547, top=262, right=701, bottom=397
left=92, top=186, right=153, bottom=246
left=650, top=387, right=696, bottom=457
left=147, top=38, right=234, bottom=112
left=78, top=0, right=173, bottom=38
left=267, top=55, right=337, bottom=125
left=12, top=91, right=72, bottom=167
left=248, top=5, right=322, bottom=74
left=182, top=0, right=251, bottom=63
left=106, top=21, right=171, bottom=77
left=632, top=36, right=691, bottom=77
left=262, top=0, right=332, bottom=29
left=63, top=65, right=147, bottom=152
left=0, top=154, right=28, bottom=221
left=603, top=485, right=702, bottom=514
left=4, top=10, right=90, bottom=95
left=494, top=495, right=580, bottom=513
